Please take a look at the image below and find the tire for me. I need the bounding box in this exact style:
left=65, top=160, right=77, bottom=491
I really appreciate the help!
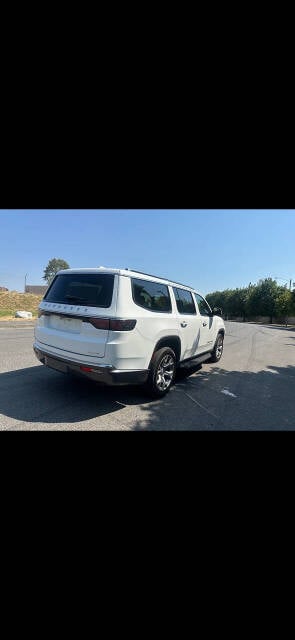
left=146, top=347, right=177, bottom=398
left=209, top=332, right=224, bottom=363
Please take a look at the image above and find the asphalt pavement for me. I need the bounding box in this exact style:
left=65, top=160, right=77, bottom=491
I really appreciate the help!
left=0, top=321, right=295, bottom=430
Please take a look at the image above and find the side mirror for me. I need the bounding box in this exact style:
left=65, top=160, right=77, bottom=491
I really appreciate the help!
left=213, top=307, right=222, bottom=316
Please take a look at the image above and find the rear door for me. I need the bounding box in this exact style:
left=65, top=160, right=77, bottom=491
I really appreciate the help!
left=35, top=273, right=117, bottom=358
left=172, top=287, right=201, bottom=359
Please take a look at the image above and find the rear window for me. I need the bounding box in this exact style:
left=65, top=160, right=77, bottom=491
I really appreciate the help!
left=44, top=274, right=115, bottom=308
left=132, top=278, right=172, bottom=313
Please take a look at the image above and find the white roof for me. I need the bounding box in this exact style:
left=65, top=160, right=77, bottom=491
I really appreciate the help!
left=57, top=267, right=197, bottom=293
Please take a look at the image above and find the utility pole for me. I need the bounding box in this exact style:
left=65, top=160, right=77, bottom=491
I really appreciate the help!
left=274, top=276, right=292, bottom=289
left=24, top=273, right=28, bottom=293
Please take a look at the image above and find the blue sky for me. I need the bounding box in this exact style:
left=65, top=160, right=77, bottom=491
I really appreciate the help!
left=1, top=210, right=294, bottom=295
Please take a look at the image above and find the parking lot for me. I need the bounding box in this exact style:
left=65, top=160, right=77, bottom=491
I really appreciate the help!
left=0, top=321, right=295, bottom=430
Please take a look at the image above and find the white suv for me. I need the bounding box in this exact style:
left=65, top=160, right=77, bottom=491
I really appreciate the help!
left=33, top=267, right=225, bottom=397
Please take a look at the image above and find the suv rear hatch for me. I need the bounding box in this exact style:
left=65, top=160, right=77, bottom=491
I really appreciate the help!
left=35, top=273, right=116, bottom=359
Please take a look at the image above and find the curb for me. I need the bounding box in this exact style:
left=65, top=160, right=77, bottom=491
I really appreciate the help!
left=226, top=320, right=295, bottom=331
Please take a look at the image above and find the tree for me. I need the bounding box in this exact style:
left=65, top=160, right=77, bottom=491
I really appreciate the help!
left=230, top=288, right=251, bottom=321
left=43, top=258, right=70, bottom=285
left=206, top=288, right=249, bottom=321
left=275, top=287, right=293, bottom=323
left=206, top=291, right=224, bottom=312
left=206, top=289, right=242, bottom=319
left=247, top=278, right=278, bottom=322
left=206, top=278, right=295, bottom=323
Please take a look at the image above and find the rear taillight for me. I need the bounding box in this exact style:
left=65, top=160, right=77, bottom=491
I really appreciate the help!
left=110, top=319, right=137, bottom=331
left=88, top=318, right=137, bottom=331
left=88, top=318, right=110, bottom=330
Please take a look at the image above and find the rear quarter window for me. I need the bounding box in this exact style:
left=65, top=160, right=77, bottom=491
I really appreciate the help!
left=44, top=274, right=115, bottom=308
left=131, top=278, right=172, bottom=312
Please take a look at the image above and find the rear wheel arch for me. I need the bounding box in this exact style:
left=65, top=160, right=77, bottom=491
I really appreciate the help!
left=149, top=336, right=181, bottom=367
left=146, top=347, right=177, bottom=397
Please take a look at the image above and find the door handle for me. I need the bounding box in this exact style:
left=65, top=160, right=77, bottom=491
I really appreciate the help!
left=181, top=321, right=187, bottom=328
left=202, top=321, right=207, bottom=326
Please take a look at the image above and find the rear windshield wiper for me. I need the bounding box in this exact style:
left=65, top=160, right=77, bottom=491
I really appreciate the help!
left=65, top=295, right=87, bottom=302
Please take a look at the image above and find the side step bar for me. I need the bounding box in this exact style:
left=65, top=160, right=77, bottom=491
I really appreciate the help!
left=179, top=351, right=212, bottom=368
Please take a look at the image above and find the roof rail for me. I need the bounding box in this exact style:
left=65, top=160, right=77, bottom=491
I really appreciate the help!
left=124, top=268, right=194, bottom=290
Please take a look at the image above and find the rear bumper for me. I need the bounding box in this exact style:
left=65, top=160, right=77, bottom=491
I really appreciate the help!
left=33, top=344, right=149, bottom=386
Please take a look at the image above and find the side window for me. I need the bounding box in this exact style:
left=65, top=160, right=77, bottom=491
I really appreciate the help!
left=132, top=278, right=172, bottom=313
left=195, top=293, right=212, bottom=316
left=173, top=288, right=196, bottom=315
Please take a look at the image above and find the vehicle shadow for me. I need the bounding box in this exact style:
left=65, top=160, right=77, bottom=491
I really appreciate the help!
left=175, top=362, right=203, bottom=380
left=1, top=361, right=295, bottom=430
left=131, top=363, right=295, bottom=430
left=0, top=364, right=153, bottom=428
left=0, top=360, right=211, bottom=428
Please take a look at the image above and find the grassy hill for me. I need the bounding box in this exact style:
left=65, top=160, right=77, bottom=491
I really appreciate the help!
left=0, top=291, right=43, bottom=319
